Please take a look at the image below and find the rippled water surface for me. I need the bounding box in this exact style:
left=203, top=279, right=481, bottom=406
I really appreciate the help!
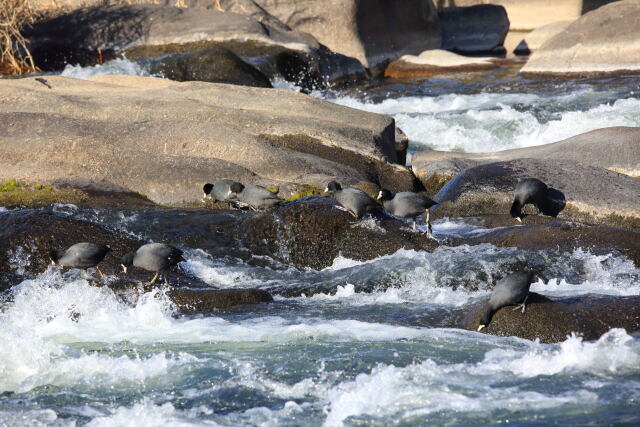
left=3, top=60, right=640, bottom=425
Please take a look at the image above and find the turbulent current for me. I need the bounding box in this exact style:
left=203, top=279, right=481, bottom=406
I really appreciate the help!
left=2, top=61, right=638, bottom=425
left=1, top=207, right=640, bottom=426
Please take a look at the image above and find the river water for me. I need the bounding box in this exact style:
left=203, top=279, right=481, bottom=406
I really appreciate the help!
left=1, top=61, right=640, bottom=426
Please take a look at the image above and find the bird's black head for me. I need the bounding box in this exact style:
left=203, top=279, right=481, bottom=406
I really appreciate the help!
left=49, top=249, right=65, bottom=265
left=325, top=181, right=341, bottom=193
left=230, top=182, right=245, bottom=194
left=203, top=183, right=214, bottom=195
left=377, top=189, right=393, bottom=201
left=121, top=252, right=135, bottom=274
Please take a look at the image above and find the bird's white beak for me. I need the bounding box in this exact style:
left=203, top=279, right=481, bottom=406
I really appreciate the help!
left=376, top=191, right=383, bottom=200
left=50, top=260, right=56, bottom=266
left=515, top=217, right=522, bottom=223
left=324, top=187, right=329, bottom=192
left=477, top=324, right=486, bottom=331
left=121, top=264, right=127, bottom=274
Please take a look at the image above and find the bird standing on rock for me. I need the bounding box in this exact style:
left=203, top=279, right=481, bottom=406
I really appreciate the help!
left=230, top=183, right=281, bottom=210
left=121, top=243, right=184, bottom=285
left=324, top=181, right=378, bottom=219
left=49, top=242, right=111, bottom=278
left=510, top=178, right=548, bottom=222
left=202, top=180, right=242, bottom=203
left=477, top=270, right=546, bottom=331
left=377, top=189, right=438, bottom=234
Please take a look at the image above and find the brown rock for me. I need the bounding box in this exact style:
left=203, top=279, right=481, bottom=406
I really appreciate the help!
left=167, top=288, right=273, bottom=311
left=385, top=49, right=497, bottom=78
left=456, top=292, right=640, bottom=343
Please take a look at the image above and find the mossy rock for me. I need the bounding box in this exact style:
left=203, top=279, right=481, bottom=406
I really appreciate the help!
left=0, top=180, right=87, bottom=209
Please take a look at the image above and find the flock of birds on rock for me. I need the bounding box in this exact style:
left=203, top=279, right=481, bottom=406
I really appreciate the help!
left=48, top=176, right=554, bottom=331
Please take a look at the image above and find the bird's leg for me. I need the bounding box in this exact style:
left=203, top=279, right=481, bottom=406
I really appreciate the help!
left=412, top=218, right=417, bottom=231
left=423, top=211, right=432, bottom=235
left=148, top=272, right=159, bottom=285
left=511, top=293, right=530, bottom=313
left=97, top=267, right=105, bottom=279
left=164, top=272, right=170, bottom=285
left=349, top=210, right=358, bottom=218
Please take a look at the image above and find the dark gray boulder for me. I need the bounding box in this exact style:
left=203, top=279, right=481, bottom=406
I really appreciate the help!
left=439, top=4, right=509, bottom=54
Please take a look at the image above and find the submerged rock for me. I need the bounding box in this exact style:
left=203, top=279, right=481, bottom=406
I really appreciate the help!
left=167, top=288, right=273, bottom=312
left=433, top=158, right=640, bottom=230
left=0, top=75, right=417, bottom=204
left=521, top=0, right=640, bottom=75
left=456, top=293, right=640, bottom=343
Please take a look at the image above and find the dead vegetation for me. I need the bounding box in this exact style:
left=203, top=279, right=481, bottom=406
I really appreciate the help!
left=0, top=0, right=39, bottom=74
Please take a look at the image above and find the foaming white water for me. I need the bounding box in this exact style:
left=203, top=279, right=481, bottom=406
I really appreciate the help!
left=327, top=92, right=640, bottom=152
left=87, top=399, right=207, bottom=427
left=60, top=59, right=153, bottom=79
left=324, top=329, right=639, bottom=426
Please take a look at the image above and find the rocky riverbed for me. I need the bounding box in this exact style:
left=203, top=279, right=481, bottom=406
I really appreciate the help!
left=2, top=1, right=640, bottom=425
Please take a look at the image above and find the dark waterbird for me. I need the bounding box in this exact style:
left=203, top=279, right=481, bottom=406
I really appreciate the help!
left=230, top=183, right=281, bottom=210
left=121, top=243, right=185, bottom=285
left=49, top=242, right=111, bottom=278
left=202, top=179, right=242, bottom=203
left=377, top=189, right=438, bottom=234
left=510, top=178, right=549, bottom=222
left=324, top=181, right=378, bottom=219
left=477, top=270, right=546, bottom=331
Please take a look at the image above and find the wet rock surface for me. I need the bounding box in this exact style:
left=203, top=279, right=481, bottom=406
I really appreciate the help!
left=385, top=50, right=498, bottom=79
left=433, top=158, right=640, bottom=230
left=455, top=293, right=640, bottom=343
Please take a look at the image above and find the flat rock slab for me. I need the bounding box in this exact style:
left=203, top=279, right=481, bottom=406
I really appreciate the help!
left=385, top=49, right=498, bottom=78
left=412, top=126, right=640, bottom=183
left=434, top=158, right=640, bottom=229
left=456, top=293, right=640, bottom=343
left=521, top=0, right=640, bottom=75
left=0, top=75, right=416, bottom=203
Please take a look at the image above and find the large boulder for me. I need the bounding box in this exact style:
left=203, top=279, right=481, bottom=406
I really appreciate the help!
left=513, top=20, right=572, bottom=55
left=439, top=4, right=509, bottom=54
left=24, top=4, right=365, bottom=88
left=412, top=127, right=640, bottom=190
left=243, top=0, right=441, bottom=69
left=456, top=293, right=640, bottom=343
left=385, top=49, right=498, bottom=79
left=147, top=45, right=273, bottom=88
left=521, top=0, right=640, bottom=75
left=0, top=75, right=418, bottom=203
left=433, top=158, right=640, bottom=229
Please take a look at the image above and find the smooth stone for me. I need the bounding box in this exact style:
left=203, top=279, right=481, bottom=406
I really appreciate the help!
left=148, top=45, right=272, bottom=88
left=0, top=75, right=418, bottom=204
left=243, top=0, right=441, bottom=68
left=439, top=4, right=510, bottom=54
left=513, top=20, right=572, bottom=55
left=385, top=49, right=497, bottom=78
left=521, top=0, right=640, bottom=75
left=412, top=127, right=640, bottom=187
left=433, top=158, right=640, bottom=229
left=455, top=293, right=640, bottom=343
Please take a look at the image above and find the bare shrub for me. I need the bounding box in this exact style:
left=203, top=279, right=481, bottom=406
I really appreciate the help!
left=0, top=0, right=39, bottom=74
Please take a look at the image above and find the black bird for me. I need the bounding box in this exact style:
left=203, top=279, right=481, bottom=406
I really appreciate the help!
left=377, top=189, right=438, bottom=234
left=49, top=243, right=111, bottom=278
left=121, top=243, right=184, bottom=285
left=477, top=270, right=545, bottom=331
left=510, top=178, right=548, bottom=222
left=230, top=183, right=281, bottom=210
left=202, top=179, right=242, bottom=203
left=325, top=181, right=378, bottom=219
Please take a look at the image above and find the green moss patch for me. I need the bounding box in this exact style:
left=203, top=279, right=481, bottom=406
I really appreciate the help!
left=0, top=179, right=87, bottom=208
left=284, top=184, right=324, bottom=202
left=422, top=173, right=454, bottom=197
